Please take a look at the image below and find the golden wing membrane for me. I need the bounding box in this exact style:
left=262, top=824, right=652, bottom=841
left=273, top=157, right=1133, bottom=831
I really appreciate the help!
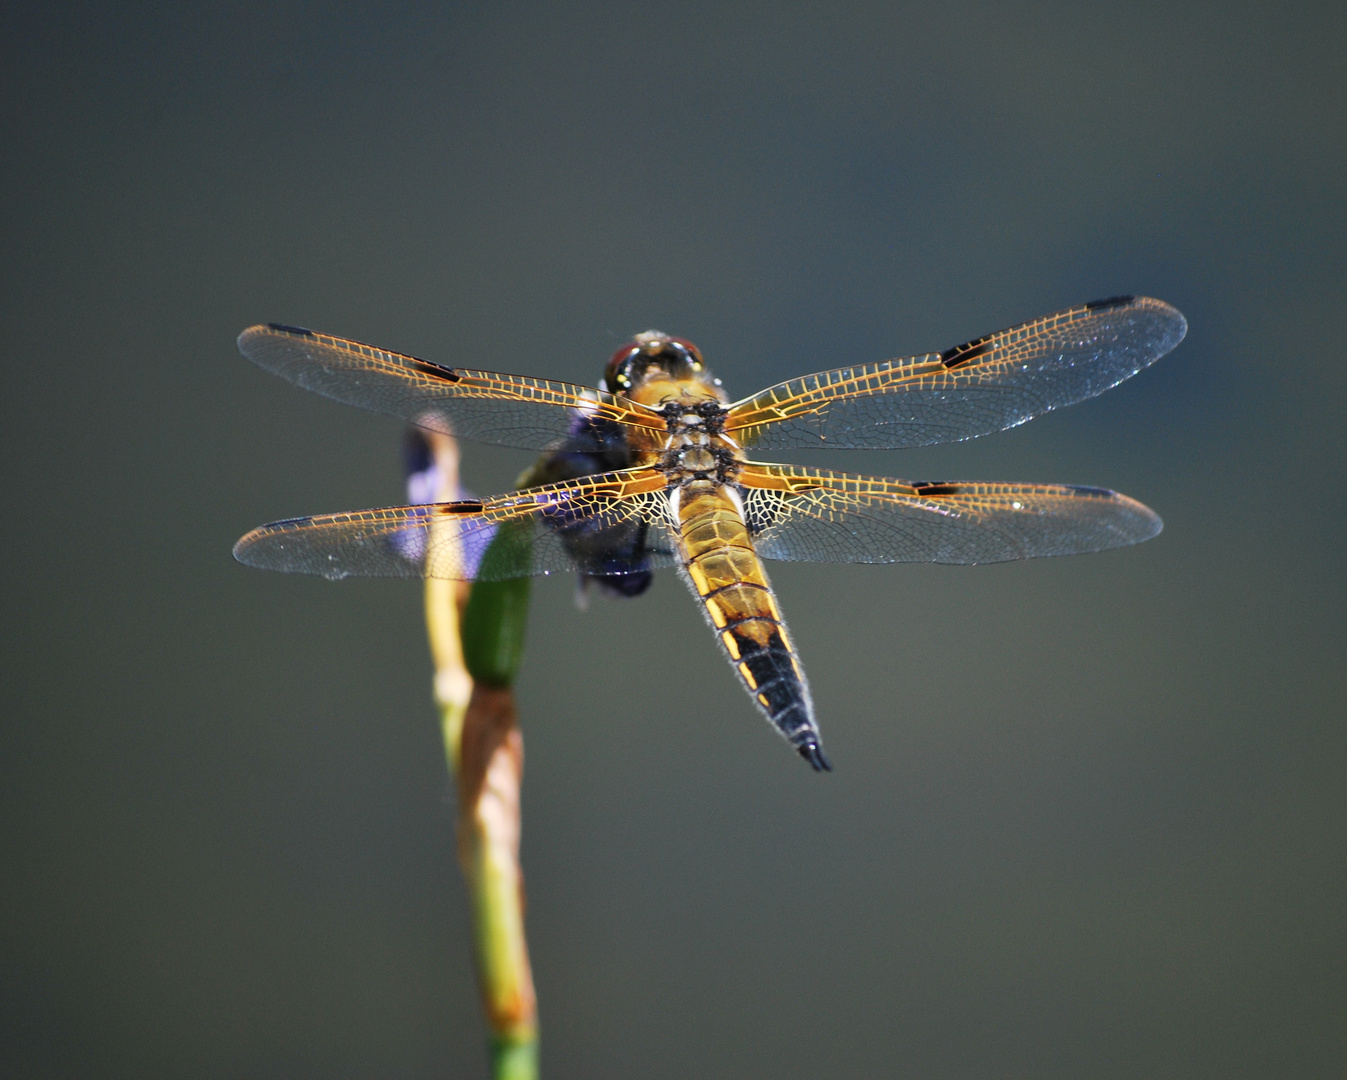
left=233, top=468, right=676, bottom=581
left=238, top=323, right=667, bottom=451
left=737, top=463, right=1161, bottom=565
left=725, top=296, right=1186, bottom=449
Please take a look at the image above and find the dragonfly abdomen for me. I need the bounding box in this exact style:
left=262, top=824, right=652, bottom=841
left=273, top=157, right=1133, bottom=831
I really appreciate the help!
left=674, top=481, right=830, bottom=771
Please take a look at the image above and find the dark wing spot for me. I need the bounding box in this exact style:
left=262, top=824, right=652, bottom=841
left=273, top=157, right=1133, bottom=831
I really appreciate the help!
left=410, top=358, right=461, bottom=383
left=940, top=336, right=994, bottom=369
left=438, top=501, right=485, bottom=514
left=1065, top=485, right=1114, bottom=498
left=267, top=322, right=314, bottom=336
left=913, top=482, right=960, bottom=496
left=1084, top=295, right=1137, bottom=312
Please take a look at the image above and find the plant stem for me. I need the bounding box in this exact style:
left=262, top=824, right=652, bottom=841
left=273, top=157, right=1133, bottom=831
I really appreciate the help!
left=421, top=432, right=539, bottom=1079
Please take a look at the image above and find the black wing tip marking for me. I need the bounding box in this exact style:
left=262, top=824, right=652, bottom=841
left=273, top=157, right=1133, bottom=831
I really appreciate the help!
left=913, top=482, right=961, bottom=496
left=437, top=500, right=486, bottom=514
left=1063, top=485, right=1165, bottom=542
left=236, top=514, right=312, bottom=536
left=797, top=740, right=833, bottom=772
left=233, top=516, right=313, bottom=564
left=1084, top=294, right=1137, bottom=312
left=940, top=294, right=1184, bottom=372
left=247, top=325, right=459, bottom=381
left=1079, top=295, right=1189, bottom=359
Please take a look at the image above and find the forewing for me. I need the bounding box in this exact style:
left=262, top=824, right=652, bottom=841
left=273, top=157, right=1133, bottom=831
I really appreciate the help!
left=233, top=468, right=676, bottom=581
left=726, top=296, right=1186, bottom=449
left=737, top=463, right=1161, bottom=565
left=238, top=323, right=666, bottom=451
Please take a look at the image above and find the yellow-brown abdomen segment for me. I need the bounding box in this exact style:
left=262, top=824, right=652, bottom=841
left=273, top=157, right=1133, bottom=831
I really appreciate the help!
left=675, top=481, right=830, bottom=770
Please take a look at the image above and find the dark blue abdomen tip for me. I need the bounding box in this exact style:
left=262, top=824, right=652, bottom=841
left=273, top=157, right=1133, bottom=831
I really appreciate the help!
left=797, top=741, right=833, bottom=772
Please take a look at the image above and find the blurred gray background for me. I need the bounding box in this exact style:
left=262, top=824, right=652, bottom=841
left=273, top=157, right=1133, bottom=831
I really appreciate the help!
left=2, top=3, right=1344, bottom=1077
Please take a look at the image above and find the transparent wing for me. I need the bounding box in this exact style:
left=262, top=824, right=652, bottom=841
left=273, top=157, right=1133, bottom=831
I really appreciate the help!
left=737, top=463, right=1161, bottom=565
left=233, top=468, right=676, bottom=581
left=726, top=296, right=1186, bottom=449
left=238, top=323, right=667, bottom=452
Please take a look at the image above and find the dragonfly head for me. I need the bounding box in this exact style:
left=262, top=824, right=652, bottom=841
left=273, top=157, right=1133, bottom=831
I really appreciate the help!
left=604, top=330, right=710, bottom=393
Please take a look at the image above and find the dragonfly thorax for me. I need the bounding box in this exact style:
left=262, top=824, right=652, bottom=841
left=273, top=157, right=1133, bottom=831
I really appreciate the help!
left=658, top=428, right=742, bottom=485
left=677, top=445, right=717, bottom=472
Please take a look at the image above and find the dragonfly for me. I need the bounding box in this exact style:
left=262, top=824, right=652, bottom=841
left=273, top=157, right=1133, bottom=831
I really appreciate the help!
left=234, top=295, right=1186, bottom=771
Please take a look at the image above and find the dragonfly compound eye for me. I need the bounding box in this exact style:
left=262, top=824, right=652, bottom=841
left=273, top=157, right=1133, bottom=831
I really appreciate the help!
left=604, top=344, right=643, bottom=391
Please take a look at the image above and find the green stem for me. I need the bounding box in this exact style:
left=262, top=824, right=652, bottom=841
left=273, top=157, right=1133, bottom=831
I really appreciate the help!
left=422, top=433, right=539, bottom=1079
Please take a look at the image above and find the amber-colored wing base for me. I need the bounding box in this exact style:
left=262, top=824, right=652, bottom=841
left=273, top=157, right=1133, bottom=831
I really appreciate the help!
left=234, top=468, right=674, bottom=581
left=238, top=323, right=666, bottom=451
left=234, top=459, right=1160, bottom=581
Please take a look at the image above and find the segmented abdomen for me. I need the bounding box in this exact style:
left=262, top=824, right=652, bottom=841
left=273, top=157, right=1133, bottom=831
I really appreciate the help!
left=674, top=481, right=830, bottom=770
